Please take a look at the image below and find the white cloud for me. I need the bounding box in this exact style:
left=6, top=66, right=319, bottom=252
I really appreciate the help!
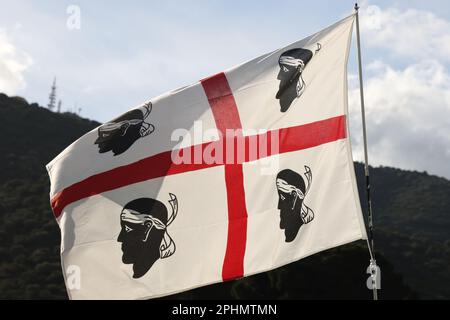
left=349, top=60, right=450, bottom=178
left=360, top=4, right=450, bottom=62
left=0, top=28, right=32, bottom=95
left=347, top=3, right=450, bottom=179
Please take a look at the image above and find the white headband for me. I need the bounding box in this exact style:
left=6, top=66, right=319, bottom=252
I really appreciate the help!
left=120, top=194, right=178, bottom=259
left=99, top=102, right=153, bottom=136
left=279, top=56, right=306, bottom=69
left=276, top=166, right=314, bottom=224
left=276, top=178, right=305, bottom=199
left=121, top=209, right=166, bottom=229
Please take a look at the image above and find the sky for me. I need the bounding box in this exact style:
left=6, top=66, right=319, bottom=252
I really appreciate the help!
left=1, top=0, right=450, bottom=179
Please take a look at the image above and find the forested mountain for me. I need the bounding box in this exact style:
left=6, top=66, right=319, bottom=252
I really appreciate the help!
left=0, top=93, right=448, bottom=299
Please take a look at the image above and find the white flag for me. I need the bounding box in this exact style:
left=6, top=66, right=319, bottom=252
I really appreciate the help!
left=47, top=14, right=367, bottom=299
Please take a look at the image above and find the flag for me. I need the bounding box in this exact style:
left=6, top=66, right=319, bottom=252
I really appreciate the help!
left=47, top=14, right=367, bottom=299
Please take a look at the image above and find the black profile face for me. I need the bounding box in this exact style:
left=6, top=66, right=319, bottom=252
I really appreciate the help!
left=117, top=198, right=168, bottom=278
left=277, top=189, right=304, bottom=231
left=95, top=103, right=154, bottom=156
left=276, top=169, right=306, bottom=242
left=276, top=48, right=313, bottom=112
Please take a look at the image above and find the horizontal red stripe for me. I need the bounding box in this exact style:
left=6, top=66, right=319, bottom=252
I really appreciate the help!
left=51, top=115, right=346, bottom=218
left=50, top=144, right=222, bottom=218
left=278, top=114, right=347, bottom=154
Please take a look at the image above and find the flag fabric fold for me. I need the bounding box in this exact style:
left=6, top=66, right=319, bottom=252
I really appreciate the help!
left=47, top=13, right=367, bottom=299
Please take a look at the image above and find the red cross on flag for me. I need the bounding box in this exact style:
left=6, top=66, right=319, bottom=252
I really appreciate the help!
left=47, top=14, right=367, bottom=299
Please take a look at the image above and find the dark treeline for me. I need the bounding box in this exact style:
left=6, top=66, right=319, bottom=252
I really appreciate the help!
left=0, top=93, right=448, bottom=299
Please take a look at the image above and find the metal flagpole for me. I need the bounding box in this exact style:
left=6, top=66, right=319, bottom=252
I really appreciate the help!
left=354, top=3, right=379, bottom=300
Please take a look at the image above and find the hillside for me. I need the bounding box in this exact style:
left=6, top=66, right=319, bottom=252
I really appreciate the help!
left=0, top=93, right=448, bottom=299
left=355, top=164, right=450, bottom=299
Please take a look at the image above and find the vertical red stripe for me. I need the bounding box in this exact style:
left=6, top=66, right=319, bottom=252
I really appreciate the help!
left=201, top=73, right=248, bottom=281
left=201, top=73, right=243, bottom=132
left=222, top=164, right=247, bottom=281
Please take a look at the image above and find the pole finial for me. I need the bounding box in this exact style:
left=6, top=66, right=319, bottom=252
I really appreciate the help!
left=354, top=3, right=359, bottom=11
